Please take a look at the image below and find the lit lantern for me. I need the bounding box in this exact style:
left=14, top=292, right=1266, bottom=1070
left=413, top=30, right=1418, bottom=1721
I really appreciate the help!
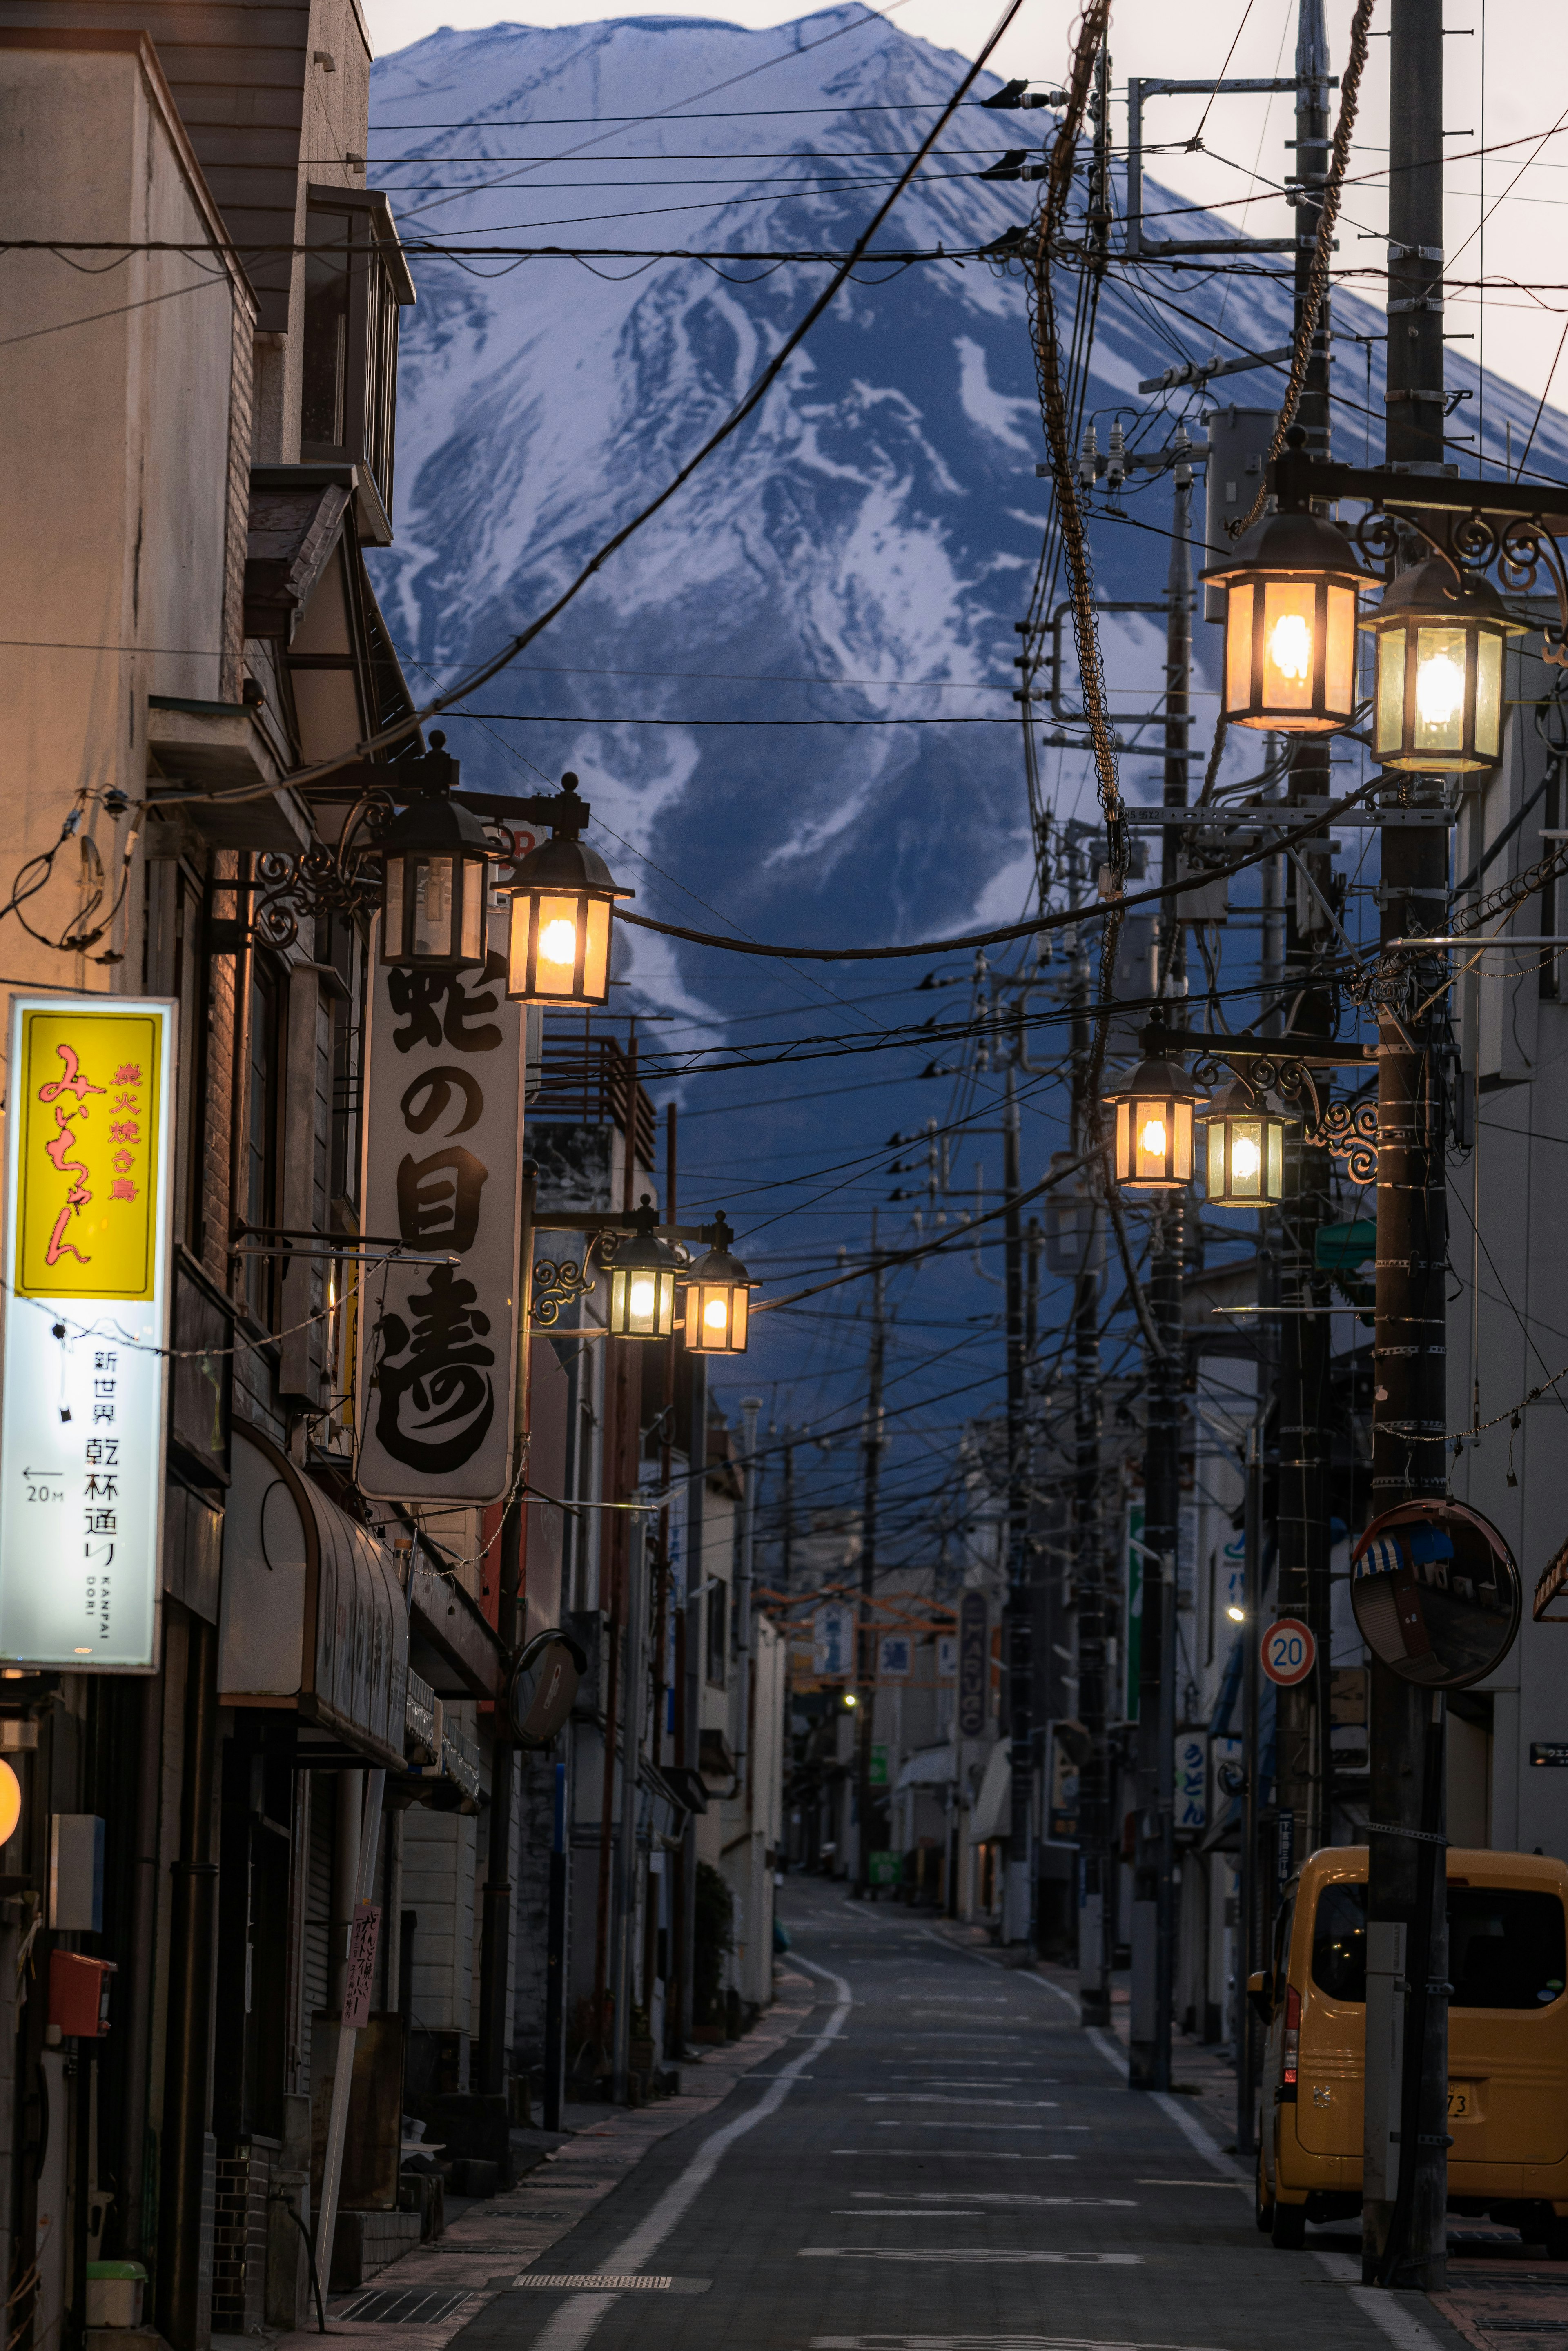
left=0, top=1758, right=19, bottom=1847
left=605, top=1197, right=678, bottom=1340
left=505, top=773, right=633, bottom=1005
left=379, top=734, right=490, bottom=969
left=682, top=1212, right=755, bottom=1354
left=1362, top=557, right=1521, bottom=774
left=1203, top=508, right=1370, bottom=734
left=1200, top=1074, right=1288, bottom=1209
left=1104, top=1047, right=1205, bottom=1191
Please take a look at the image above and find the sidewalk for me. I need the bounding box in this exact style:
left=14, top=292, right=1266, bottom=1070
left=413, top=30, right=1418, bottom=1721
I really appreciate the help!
left=252, top=1974, right=814, bottom=2351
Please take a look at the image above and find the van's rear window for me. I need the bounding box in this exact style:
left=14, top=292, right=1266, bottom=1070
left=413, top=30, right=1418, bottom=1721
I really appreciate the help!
left=1450, top=1890, right=1567, bottom=2010
left=1310, top=1882, right=1568, bottom=2009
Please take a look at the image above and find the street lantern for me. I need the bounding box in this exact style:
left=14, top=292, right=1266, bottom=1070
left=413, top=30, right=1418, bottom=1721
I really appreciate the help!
left=1200, top=1074, right=1288, bottom=1209
left=379, top=734, right=490, bottom=970
left=1362, top=557, right=1521, bottom=774
left=682, top=1211, right=754, bottom=1354
left=505, top=772, right=633, bottom=1005
left=1104, top=1046, right=1204, bottom=1191
left=604, top=1197, right=678, bottom=1341
left=1203, top=507, right=1370, bottom=735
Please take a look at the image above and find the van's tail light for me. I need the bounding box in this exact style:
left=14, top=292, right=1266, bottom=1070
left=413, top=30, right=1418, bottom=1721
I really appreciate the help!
left=1283, top=1985, right=1301, bottom=2088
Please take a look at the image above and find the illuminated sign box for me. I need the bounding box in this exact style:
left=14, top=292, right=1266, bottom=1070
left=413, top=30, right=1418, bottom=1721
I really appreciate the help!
left=0, top=996, right=176, bottom=1670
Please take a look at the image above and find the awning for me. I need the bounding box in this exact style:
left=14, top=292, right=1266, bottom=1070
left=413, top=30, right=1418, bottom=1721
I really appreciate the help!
left=895, top=1744, right=959, bottom=1794
left=968, top=1740, right=1013, bottom=1844
left=217, top=1425, right=409, bottom=1770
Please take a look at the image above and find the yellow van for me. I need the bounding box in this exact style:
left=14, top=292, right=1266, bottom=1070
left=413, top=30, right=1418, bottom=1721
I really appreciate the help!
left=1252, top=1846, right=1568, bottom=2252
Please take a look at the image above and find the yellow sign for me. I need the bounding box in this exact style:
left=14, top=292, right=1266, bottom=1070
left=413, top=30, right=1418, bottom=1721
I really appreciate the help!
left=15, top=1010, right=163, bottom=1300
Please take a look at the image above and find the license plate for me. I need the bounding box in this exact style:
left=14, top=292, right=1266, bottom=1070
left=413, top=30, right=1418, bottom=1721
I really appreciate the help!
left=1448, top=2085, right=1472, bottom=2119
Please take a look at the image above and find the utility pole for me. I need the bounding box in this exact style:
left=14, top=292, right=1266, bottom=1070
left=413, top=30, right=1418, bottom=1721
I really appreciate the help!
left=1364, top=0, right=1450, bottom=2291
left=1130, top=440, right=1194, bottom=2089
left=781, top=1428, right=796, bottom=1596
left=1003, top=1061, right=1034, bottom=1946
left=1069, top=853, right=1109, bottom=2026
left=854, top=1238, right=886, bottom=1897
left=1275, top=0, right=1337, bottom=1880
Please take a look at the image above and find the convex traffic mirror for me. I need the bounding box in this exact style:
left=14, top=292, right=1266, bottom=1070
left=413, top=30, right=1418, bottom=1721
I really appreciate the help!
left=1350, top=1500, right=1521, bottom=1689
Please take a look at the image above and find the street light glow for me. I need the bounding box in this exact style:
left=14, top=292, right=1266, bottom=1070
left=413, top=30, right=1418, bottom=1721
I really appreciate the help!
left=1267, top=609, right=1312, bottom=684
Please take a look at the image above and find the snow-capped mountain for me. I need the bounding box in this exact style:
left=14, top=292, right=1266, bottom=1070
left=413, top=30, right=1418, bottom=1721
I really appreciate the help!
left=366, top=12, right=1568, bottom=1452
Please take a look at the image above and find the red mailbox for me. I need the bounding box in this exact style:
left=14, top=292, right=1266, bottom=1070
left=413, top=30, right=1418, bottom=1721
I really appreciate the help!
left=48, top=1951, right=114, bottom=2038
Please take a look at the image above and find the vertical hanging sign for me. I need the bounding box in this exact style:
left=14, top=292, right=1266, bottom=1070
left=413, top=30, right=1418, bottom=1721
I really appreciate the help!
left=0, top=995, right=176, bottom=1669
left=355, top=914, right=526, bottom=1504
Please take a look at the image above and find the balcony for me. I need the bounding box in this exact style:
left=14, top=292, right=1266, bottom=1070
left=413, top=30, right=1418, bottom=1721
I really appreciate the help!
left=300, top=188, right=416, bottom=545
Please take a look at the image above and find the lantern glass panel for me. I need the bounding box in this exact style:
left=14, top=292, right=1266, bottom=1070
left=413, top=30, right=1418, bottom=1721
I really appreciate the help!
left=1261, top=580, right=1317, bottom=713
left=1475, top=629, right=1503, bottom=762
left=1413, top=625, right=1468, bottom=756
left=535, top=891, right=585, bottom=996
left=609, top=1260, right=673, bottom=1339
left=1226, top=580, right=1254, bottom=715
left=1376, top=628, right=1405, bottom=758
left=1267, top=1119, right=1283, bottom=1198
left=1114, top=1099, right=1131, bottom=1180
left=1133, top=1099, right=1168, bottom=1183
left=410, top=855, right=454, bottom=959
left=460, top=872, right=485, bottom=964
left=581, top=896, right=611, bottom=1000
left=1325, top=583, right=1356, bottom=716
left=384, top=856, right=405, bottom=957
left=1227, top=1118, right=1263, bottom=1199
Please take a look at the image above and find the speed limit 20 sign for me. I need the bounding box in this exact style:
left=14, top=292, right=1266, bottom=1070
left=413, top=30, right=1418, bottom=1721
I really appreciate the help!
left=1261, top=1616, right=1316, bottom=1687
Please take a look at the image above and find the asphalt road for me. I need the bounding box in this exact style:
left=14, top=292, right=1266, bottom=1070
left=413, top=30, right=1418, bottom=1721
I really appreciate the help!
left=463, top=1878, right=1470, bottom=2351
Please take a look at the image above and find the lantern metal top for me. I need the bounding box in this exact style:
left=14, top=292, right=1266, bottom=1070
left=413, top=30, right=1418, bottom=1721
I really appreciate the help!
left=1201, top=1072, right=1290, bottom=1124
left=1103, top=1049, right=1206, bottom=1108
left=610, top=1193, right=679, bottom=1275
left=1201, top=503, right=1374, bottom=593
left=508, top=773, right=634, bottom=901
left=684, top=1210, right=755, bottom=1292
left=382, top=732, right=491, bottom=858
left=1360, top=554, right=1527, bottom=636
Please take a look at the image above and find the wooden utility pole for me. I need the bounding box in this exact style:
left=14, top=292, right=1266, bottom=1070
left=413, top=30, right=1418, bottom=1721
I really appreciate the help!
left=1070, top=871, right=1109, bottom=2025
left=1363, top=0, right=1450, bottom=2291
left=853, top=1239, right=886, bottom=1896
left=1275, top=0, right=1337, bottom=1876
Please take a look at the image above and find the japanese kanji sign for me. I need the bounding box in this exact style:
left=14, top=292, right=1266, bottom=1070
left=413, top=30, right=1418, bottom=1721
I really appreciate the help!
left=0, top=996, right=175, bottom=1669
left=355, top=914, right=526, bottom=1503
left=343, top=1900, right=382, bottom=2028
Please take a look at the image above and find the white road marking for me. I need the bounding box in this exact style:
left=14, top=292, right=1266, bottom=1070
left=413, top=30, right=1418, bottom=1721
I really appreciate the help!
left=1149, top=2095, right=1246, bottom=2184
left=871, top=2121, right=1089, bottom=2132
left=799, top=2248, right=1144, bottom=2265
left=1314, top=2251, right=1450, bottom=2351
left=858, top=2095, right=1060, bottom=2108
left=810, top=2335, right=1243, bottom=2349
left=852, top=2193, right=1137, bottom=2208
left=831, top=2150, right=1077, bottom=2162
left=524, top=1953, right=851, bottom=2351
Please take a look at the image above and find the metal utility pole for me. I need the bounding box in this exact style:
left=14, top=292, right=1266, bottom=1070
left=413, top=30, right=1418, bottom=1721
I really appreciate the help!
left=1275, top=0, right=1337, bottom=1875
left=853, top=1242, right=886, bottom=1896
left=1002, top=1063, right=1034, bottom=1946
left=1069, top=872, right=1109, bottom=2026
left=1363, top=0, right=1450, bottom=2291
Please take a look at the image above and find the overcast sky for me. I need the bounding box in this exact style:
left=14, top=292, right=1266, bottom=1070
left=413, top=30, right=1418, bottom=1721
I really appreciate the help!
left=362, top=0, right=1568, bottom=428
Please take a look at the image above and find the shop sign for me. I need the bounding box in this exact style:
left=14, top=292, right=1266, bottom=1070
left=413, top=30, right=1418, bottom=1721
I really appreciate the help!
left=958, top=1589, right=988, bottom=1736
left=356, top=913, right=526, bottom=1504
left=0, top=996, right=175, bottom=1668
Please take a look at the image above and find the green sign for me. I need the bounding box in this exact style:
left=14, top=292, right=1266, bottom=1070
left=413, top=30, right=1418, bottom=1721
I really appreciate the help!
left=868, top=1850, right=902, bottom=1887
left=1125, top=1503, right=1144, bottom=1723
left=869, top=1743, right=889, bottom=1788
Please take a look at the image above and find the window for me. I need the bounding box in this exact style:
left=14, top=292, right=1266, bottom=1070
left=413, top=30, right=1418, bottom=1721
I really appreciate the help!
left=301, top=189, right=416, bottom=536
left=1312, top=1882, right=1368, bottom=2003
left=706, top=1578, right=728, bottom=1688
left=245, top=960, right=281, bottom=1326
left=1450, top=1888, right=1567, bottom=2010
left=1305, top=1881, right=1568, bottom=2011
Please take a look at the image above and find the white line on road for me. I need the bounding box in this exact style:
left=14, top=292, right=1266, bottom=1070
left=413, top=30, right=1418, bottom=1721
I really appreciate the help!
left=831, top=2150, right=1078, bottom=2161
left=799, top=2249, right=1145, bottom=2264
left=857, top=2095, right=1060, bottom=2108
left=523, top=1953, right=851, bottom=2351
left=1314, top=2252, right=1450, bottom=2351
left=809, top=2335, right=1244, bottom=2349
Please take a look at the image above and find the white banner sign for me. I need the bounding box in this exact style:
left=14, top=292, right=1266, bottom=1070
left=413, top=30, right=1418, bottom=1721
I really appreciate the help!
left=356, top=914, right=526, bottom=1504
left=0, top=995, right=175, bottom=1668
left=813, top=1602, right=854, bottom=1678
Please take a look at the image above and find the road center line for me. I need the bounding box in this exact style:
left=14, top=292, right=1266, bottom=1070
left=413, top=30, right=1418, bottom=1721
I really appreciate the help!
left=524, top=1954, right=851, bottom=2351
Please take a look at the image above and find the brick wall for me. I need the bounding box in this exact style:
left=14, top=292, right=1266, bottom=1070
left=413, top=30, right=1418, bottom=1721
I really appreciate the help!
left=212, top=2138, right=273, bottom=2335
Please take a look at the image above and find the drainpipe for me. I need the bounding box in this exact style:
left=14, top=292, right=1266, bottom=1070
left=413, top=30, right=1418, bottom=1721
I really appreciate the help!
left=158, top=1615, right=219, bottom=2351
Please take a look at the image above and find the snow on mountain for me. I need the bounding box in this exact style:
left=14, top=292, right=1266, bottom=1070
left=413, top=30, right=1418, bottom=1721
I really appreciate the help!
left=367, top=13, right=1568, bottom=1435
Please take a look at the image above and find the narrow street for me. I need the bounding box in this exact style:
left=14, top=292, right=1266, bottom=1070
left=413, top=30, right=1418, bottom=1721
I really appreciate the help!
left=397, top=1882, right=1472, bottom=2351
